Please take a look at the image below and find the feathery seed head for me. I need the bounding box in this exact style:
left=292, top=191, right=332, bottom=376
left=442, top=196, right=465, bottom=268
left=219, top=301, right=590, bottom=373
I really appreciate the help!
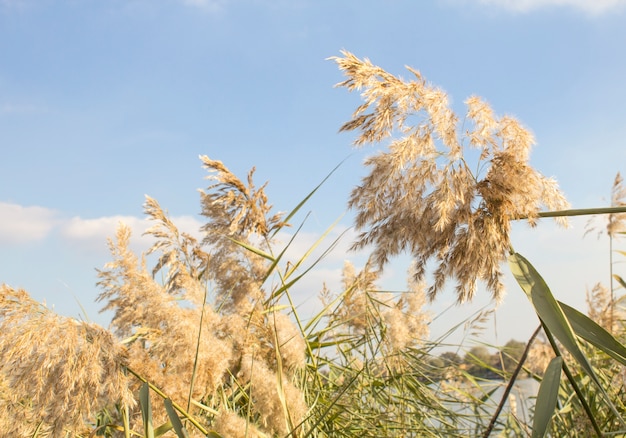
left=268, top=312, right=306, bottom=371
left=333, top=51, right=570, bottom=302
left=608, top=172, right=626, bottom=236
left=214, top=410, right=265, bottom=438
left=0, top=285, right=133, bottom=436
left=238, top=353, right=307, bottom=437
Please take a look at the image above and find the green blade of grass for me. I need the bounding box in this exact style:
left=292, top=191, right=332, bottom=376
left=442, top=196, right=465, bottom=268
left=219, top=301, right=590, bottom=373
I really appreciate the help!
left=155, top=422, right=174, bottom=437
left=531, top=356, right=563, bottom=438
left=283, top=214, right=345, bottom=280
left=269, top=156, right=349, bottom=239
left=140, top=382, right=155, bottom=438
left=30, top=421, right=44, bottom=438
left=508, top=253, right=596, bottom=380
left=261, top=215, right=309, bottom=284
left=559, top=300, right=626, bottom=366
left=613, top=274, right=626, bottom=290
left=268, top=228, right=348, bottom=302
left=122, top=405, right=131, bottom=438
left=509, top=252, right=626, bottom=430
left=165, top=398, right=190, bottom=438
left=127, top=367, right=214, bottom=434
left=227, top=237, right=275, bottom=261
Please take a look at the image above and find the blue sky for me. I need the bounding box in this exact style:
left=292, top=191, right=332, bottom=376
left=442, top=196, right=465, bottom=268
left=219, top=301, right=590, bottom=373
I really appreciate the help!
left=2, top=0, right=626, bottom=349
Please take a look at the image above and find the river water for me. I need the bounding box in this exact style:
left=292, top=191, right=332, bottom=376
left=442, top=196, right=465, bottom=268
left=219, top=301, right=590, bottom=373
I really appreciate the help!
left=444, top=377, right=541, bottom=434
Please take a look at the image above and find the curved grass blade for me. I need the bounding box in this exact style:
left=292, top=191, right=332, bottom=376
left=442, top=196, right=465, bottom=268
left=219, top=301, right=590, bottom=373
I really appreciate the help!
left=559, top=300, right=626, bottom=366
left=165, top=398, right=190, bottom=438
left=261, top=216, right=309, bottom=284
left=31, top=421, right=44, bottom=437
left=269, top=156, right=349, bottom=240
left=508, top=253, right=596, bottom=380
left=127, top=367, right=213, bottom=435
left=269, top=227, right=348, bottom=302
left=614, top=274, right=626, bottom=290
left=227, top=237, right=275, bottom=262
left=283, top=214, right=345, bottom=280
left=509, top=252, right=626, bottom=429
left=155, top=423, right=174, bottom=437
left=532, top=356, right=563, bottom=438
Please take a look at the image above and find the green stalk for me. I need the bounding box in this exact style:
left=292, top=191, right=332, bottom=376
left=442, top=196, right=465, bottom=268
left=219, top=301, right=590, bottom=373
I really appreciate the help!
left=610, top=233, right=615, bottom=331
left=187, top=282, right=209, bottom=413
left=533, top=206, right=626, bottom=219
left=122, top=404, right=131, bottom=438
left=125, top=366, right=213, bottom=435
left=541, top=321, right=602, bottom=437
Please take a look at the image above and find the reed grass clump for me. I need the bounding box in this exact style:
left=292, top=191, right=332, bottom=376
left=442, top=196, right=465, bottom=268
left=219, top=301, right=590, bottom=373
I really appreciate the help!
left=95, top=157, right=308, bottom=436
left=0, top=285, right=133, bottom=437
left=2, top=49, right=626, bottom=437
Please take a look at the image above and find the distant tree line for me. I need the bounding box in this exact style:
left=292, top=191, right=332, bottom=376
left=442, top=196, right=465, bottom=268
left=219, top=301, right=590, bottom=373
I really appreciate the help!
left=425, top=339, right=528, bottom=380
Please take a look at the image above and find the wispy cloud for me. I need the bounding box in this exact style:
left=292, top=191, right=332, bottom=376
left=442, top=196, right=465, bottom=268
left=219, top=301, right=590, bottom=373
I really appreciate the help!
left=0, top=202, right=59, bottom=244
left=473, top=0, right=626, bottom=15
left=0, top=201, right=206, bottom=254
left=61, top=213, right=206, bottom=254
left=60, top=215, right=153, bottom=253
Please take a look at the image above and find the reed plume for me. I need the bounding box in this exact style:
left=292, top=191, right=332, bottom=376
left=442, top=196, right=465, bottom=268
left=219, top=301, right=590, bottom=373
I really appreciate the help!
left=607, top=172, right=626, bottom=237
left=95, top=156, right=307, bottom=435
left=334, top=259, right=430, bottom=365
left=96, top=221, right=234, bottom=415
left=0, top=285, right=132, bottom=437
left=586, top=282, right=622, bottom=333
left=199, top=155, right=284, bottom=315
left=332, top=51, right=569, bottom=302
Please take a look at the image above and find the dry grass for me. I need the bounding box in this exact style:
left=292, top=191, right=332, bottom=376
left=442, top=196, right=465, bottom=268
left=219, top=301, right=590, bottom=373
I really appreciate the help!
left=2, top=50, right=625, bottom=437
left=0, top=155, right=310, bottom=436
left=331, top=50, right=569, bottom=302
left=95, top=158, right=307, bottom=436
left=0, top=285, right=132, bottom=437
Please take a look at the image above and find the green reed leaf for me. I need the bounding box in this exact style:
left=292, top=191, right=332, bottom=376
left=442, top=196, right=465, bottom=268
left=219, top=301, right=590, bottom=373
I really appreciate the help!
left=140, top=382, right=155, bottom=438
left=165, top=398, right=190, bottom=438
left=532, top=356, right=563, bottom=438
left=509, top=252, right=626, bottom=431
left=614, top=274, right=626, bottom=290
left=508, top=252, right=596, bottom=380
left=155, top=422, right=174, bottom=437
left=559, top=300, right=626, bottom=366
left=227, top=237, right=275, bottom=261
left=269, top=156, right=348, bottom=239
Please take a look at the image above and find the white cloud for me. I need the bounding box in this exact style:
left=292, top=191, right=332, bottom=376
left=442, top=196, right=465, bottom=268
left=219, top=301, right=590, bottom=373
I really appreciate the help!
left=474, top=0, right=626, bottom=15
left=61, top=215, right=151, bottom=253
left=0, top=201, right=206, bottom=253
left=60, top=214, right=205, bottom=254
left=0, top=202, right=59, bottom=244
left=274, top=225, right=358, bottom=266
left=62, top=215, right=148, bottom=240
left=171, top=215, right=206, bottom=239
